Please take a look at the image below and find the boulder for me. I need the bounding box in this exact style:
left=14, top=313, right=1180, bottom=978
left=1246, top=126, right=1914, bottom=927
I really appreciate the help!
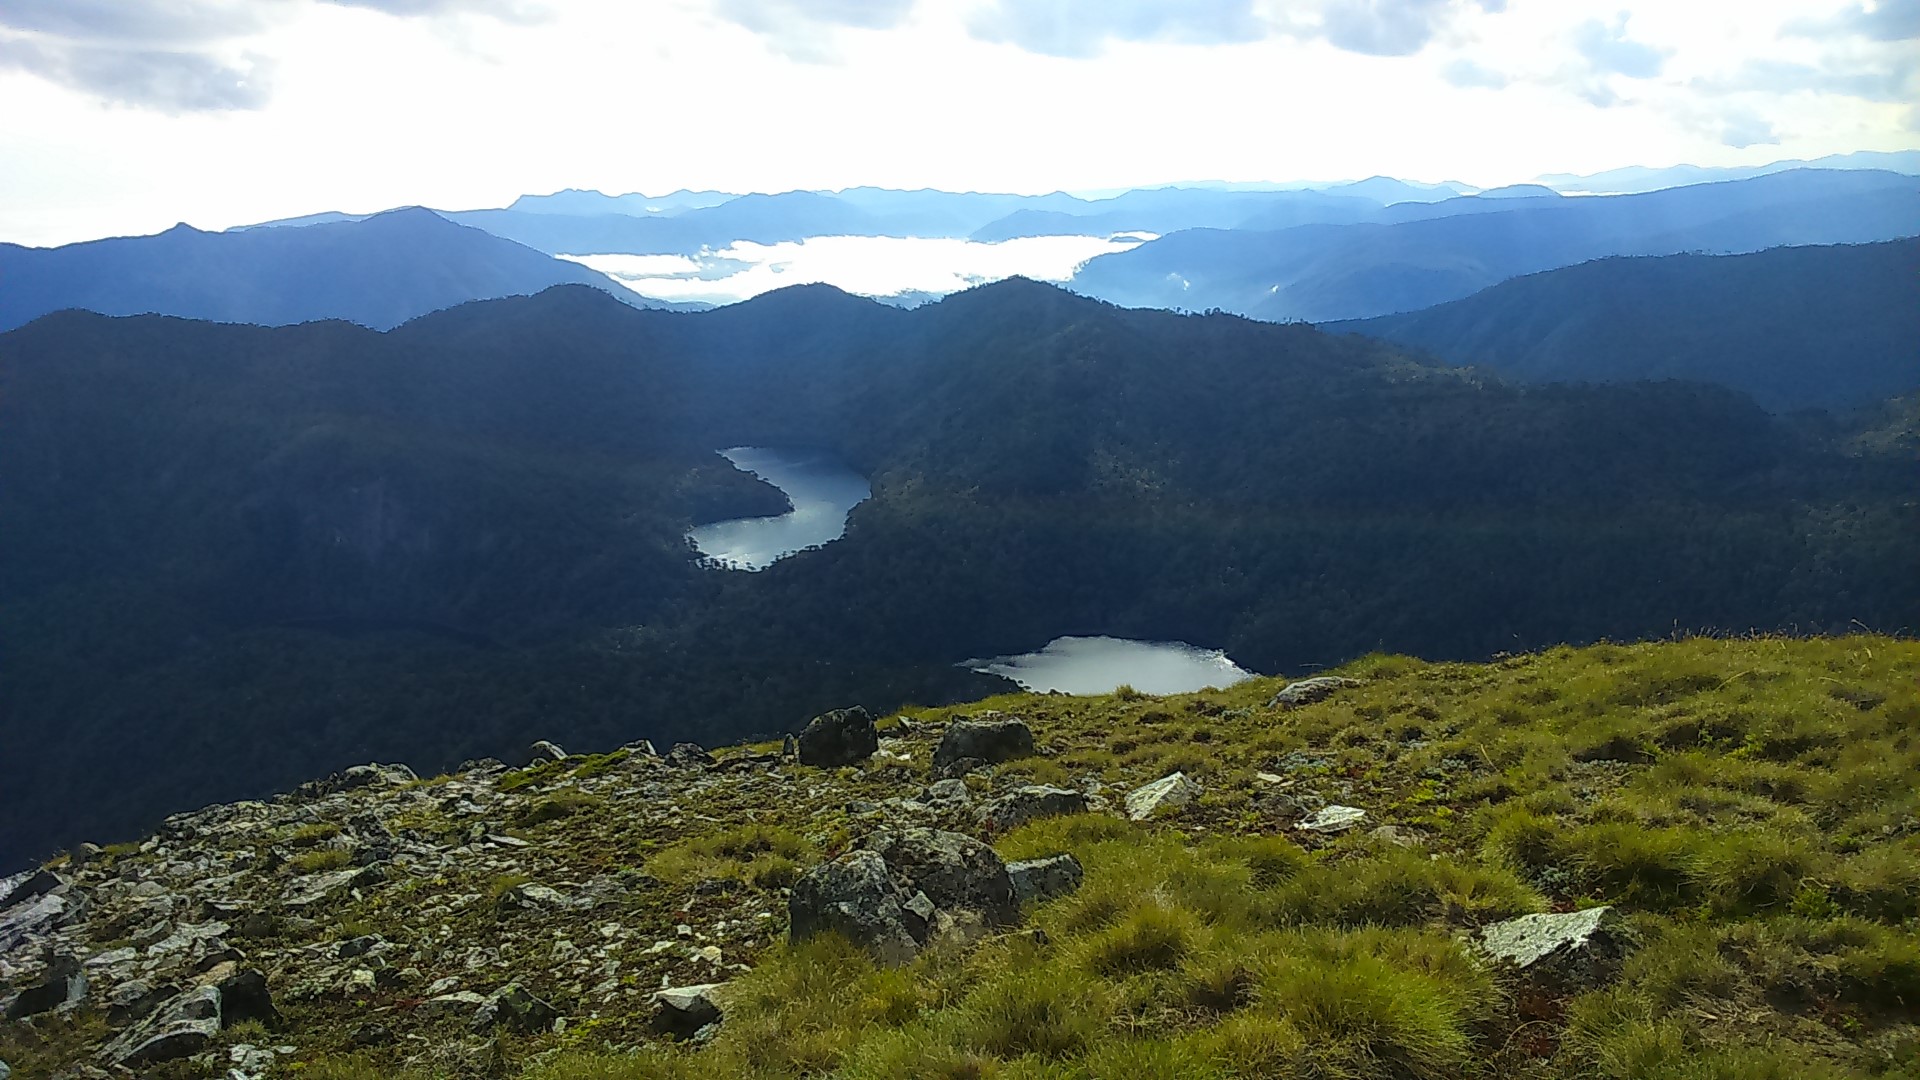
left=861, top=829, right=1019, bottom=928
left=787, top=850, right=920, bottom=966
left=420, top=990, right=490, bottom=1018
left=932, top=716, right=1034, bottom=769
left=981, top=785, right=1089, bottom=831
left=0, top=1057, right=9, bottom=1079
left=1126, top=772, right=1201, bottom=821
left=512, top=741, right=569, bottom=769
left=216, top=968, right=279, bottom=1028
left=1007, top=855, right=1084, bottom=905
left=107, top=979, right=176, bottom=1028
left=293, top=763, right=416, bottom=799
left=920, top=779, right=972, bottom=811
left=102, top=985, right=221, bottom=1068
left=797, top=706, right=880, bottom=768
left=1267, top=676, right=1362, bottom=709
left=665, top=742, right=716, bottom=768
left=1478, top=906, right=1623, bottom=985
left=1298, top=805, right=1368, bottom=833
left=495, top=882, right=572, bottom=917
left=0, top=892, right=65, bottom=953
left=932, top=756, right=987, bottom=781
left=485, top=983, right=559, bottom=1034
left=649, top=983, right=727, bottom=1039
left=4, top=952, right=85, bottom=1019
left=622, top=738, right=659, bottom=757
left=0, top=869, right=62, bottom=910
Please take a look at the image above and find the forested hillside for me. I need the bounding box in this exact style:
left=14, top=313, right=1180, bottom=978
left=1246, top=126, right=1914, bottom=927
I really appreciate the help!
left=1, top=281, right=1914, bottom=867
left=1332, top=240, right=1920, bottom=411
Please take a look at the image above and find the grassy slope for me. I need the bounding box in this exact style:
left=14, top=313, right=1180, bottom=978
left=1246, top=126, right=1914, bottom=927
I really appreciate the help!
left=6, top=635, right=1914, bottom=1079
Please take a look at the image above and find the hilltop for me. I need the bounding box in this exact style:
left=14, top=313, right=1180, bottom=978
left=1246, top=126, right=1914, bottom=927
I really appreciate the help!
left=1, top=635, right=1915, bottom=1078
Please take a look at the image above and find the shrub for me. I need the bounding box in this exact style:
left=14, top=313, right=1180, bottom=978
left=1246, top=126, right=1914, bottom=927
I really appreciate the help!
left=951, top=966, right=1107, bottom=1059
left=1686, top=829, right=1824, bottom=913
left=1566, top=823, right=1698, bottom=906
left=1260, top=948, right=1476, bottom=1080
left=648, top=823, right=817, bottom=887
left=1083, top=902, right=1201, bottom=978
left=1202, top=834, right=1311, bottom=889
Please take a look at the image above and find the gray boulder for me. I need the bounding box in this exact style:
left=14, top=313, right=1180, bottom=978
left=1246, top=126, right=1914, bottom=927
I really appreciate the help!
left=1298, top=805, right=1368, bottom=833
left=484, top=983, right=559, bottom=1034
left=665, top=742, right=716, bottom=768
left=1267, top=676, right=1362, bottom=709
left=0, top=1057, right=9, bottom=1079
left=1479, top=906, right=1623, bottom=983
left=788, top=850, right=920, bottom=966
left=920, top=778, right=972, bottom=811
left=106, top=979, right=176, bottom=1028
left=1126, top=772, right=1202, bottom=821
left=4, top=952, right=85, bottom=1019
left=0, top=869, right=62, bottom=910
left=650, top=983, right=727, bottom=1039
left=981, top=785, right=1089, bottom=831
left=103, top=985, right=221, bottom=1068
left=511, top=741, right=569, bottom=768
left=797, top=706, right=880, bottom=768
left=862, top=828, right=1018, bottom=928
left=932, top=716, right=1034, bottom=770
left=217, top=969, right=279, bottom=1028
left=1008, top=855, right=1084, bottom=905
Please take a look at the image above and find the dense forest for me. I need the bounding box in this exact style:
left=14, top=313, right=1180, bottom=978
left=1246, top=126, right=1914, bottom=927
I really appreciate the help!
left=1, top=280, right=1914, bottom=867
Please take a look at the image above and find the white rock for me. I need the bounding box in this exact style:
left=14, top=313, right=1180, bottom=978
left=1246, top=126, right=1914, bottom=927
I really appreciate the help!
left=1297, top=805, right=1367, bottom=832
left=1125, top=772, right=1202, bottom=821
left=1479, top=907, right=1617, bottom=969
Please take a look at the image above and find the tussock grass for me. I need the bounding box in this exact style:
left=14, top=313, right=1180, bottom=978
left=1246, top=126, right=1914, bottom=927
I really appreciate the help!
left=647, top=822, right=818, bottom=889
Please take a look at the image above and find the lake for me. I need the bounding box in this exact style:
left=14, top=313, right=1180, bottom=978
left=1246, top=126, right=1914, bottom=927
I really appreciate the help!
left=688, top=447, right=870, bottom=570
left=967, top=635, right=1254, bottom=695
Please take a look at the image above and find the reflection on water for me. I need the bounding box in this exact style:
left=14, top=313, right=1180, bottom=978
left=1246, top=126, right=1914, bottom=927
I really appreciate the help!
left=967, top=635, right=1253, bottom=695
left=688, top=447, right=870, bottom=571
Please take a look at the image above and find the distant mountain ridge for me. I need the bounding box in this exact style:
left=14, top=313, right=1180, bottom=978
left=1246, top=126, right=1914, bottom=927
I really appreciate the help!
left=0, top=207, right=656, bottom=332
left=1331, top=239, right=1920, bottom=411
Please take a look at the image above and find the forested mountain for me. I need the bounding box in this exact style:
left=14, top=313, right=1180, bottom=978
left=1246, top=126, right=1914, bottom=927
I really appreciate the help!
left=0, top=207, right=645, bottom=332
left=1070, top=169, right=1920, bottom=321
left=2, top=281, right=1914, bottom=867
left=1332, top=240, right=1920, bottom=411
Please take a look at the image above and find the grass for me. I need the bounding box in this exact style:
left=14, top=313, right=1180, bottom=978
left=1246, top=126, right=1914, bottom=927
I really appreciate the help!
left=288, top=847, right=353, bottom=873
left=38, top=634, right=1920, bottom=1080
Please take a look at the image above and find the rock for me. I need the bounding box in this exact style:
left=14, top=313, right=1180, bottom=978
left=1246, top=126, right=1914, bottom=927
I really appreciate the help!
left=933, top=715, right=1035, bottom=770
left=69, top=843, right=104, bottom=866
left=283, top=867, right=366, bottom=908
left=103, top=985, right=221, bottom=1068
left=0, top=869, right=62, bottom=909
left=797, top=706, right=880, bottom=768
left=862, top=828, right=1018, bottom=928
left=981, top=785, right=1088, bottom=831
left=420, top=990, right=490, bottom=1018
left=650, top=983, right=727, bottom=1039
left=921, top=778, right=972, bottom=810
left=622, top=738, right=659, bottom=757
left=932, top=756, right=986, bottom=781
left=665, top=742, right=716, bottom=768
left=1298, top=805, right=1368, bottom=833
left=217, top=968, right=279, bottom=1028
left=1126, top=772, right=1202, bottom=821
left=1479, top=906, right=1623, bottom=977
left=1267, top=676, right=1363, bottom=709
left=487, top=983, right=559, bottom=1034
left=4, top=953, right=85, bottom=1018
left=512, top=741, right=569, bottom=768
left=787, top=851, right=921, bottom=966
left=495, top=882, right=572, bottom=917
left=1368, top=825, right=1423, bottom=848
left=0, top=892, right=66, bottom=953
left=348, top=1023, right=394, bottom=1047
left=293, top=763, right=416, bottom=799
left=781, top=734, right=799, bottom=759
left=0, top=1057, right=9, bottom=1079
left=106, top=980, right=175, bottom=1028
left=1007, top=855, right=1084, bottom=905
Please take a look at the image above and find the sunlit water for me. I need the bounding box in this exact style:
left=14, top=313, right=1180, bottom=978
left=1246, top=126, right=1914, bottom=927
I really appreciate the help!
left=967, top=636, right=1253, bottom=695
left=559, top=233, right=1151, bottom=306
left=688, top=447, right=871, bottom=570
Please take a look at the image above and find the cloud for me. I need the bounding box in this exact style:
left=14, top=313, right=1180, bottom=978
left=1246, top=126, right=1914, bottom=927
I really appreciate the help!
left=965, top=0, right=1267, bottom=59
left=1570, top=14, right=1668, bottom=78
left=1442, top=57, right=1508, bottom=88
left=0, top=35, right=273, bottom=110
left=1719, top=110, right=1779, bottom=149
left=1788, top=0, right=1920, bottom=43
left=711, top=0, right=917, bottom=61
left=1710, top=55, right=1919, bottom=103
left=0, top=0, right=546, bottom=110
left=964, top=0, right=1503, bottom=59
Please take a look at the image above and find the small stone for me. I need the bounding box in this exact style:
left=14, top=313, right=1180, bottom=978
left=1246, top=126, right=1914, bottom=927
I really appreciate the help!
left=1126, top=772, right=1201, bottom=821
left=495, top=882, right=571, bottom=916
left=650, top=983, right=726, bottom=1040
left=420, top=990, right=489, bottom=1018
left=347, top=969, right=376, bottom=993
left=1479, top=906, right=1620, bottom=970
left=1298, top=805, right=1367, bottom=833
left=1368, top=825, right=1423, bottom=848
left=488, top=983, right=560, bottom=1034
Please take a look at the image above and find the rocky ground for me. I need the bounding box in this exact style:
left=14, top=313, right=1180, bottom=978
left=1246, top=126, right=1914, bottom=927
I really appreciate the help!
left=2, top=635, right=1915, bottom=1079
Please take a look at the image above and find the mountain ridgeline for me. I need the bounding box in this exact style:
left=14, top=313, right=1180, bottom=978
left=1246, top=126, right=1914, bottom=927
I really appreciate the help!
left=1330, top=239, right=1920, bottom=411
left=1, top=280, right=1915, bottom=867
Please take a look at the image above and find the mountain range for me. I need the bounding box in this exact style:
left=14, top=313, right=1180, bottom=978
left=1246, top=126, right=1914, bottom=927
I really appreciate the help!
left=1331, top=239, right=1920, bottom=411
left=2, top=279, right=1913, bottom=867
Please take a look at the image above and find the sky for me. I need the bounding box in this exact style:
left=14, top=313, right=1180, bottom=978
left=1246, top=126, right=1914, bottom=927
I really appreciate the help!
left=0, top=0, right=1915, bottom=246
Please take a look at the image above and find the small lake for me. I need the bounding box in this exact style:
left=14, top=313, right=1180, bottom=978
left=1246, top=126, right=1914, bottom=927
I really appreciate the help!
left=688, top=447, right=871, bottom=570
left=967, top=635, right=1254, bottom=695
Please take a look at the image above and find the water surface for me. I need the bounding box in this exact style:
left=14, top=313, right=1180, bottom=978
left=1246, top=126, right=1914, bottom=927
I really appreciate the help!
left=968, top=636, right=1253, bottom=695
left=688, top=447, right=870, bottom=570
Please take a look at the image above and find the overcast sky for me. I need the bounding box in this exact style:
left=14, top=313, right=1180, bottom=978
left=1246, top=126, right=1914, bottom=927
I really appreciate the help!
left=1, top=0, right=1914, bottom=245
